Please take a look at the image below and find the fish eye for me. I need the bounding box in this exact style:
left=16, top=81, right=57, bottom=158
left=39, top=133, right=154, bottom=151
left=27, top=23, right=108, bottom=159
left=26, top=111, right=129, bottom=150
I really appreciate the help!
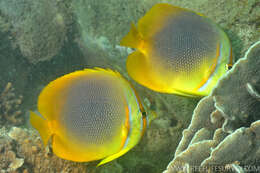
left=142, top=111, right=147, bottom=118
left=226, top=64, right=233, bottom=70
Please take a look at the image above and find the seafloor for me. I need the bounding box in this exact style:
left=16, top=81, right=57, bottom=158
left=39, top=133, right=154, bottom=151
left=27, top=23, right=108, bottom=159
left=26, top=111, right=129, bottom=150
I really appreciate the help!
left=0, top=0, right=259, bottom=173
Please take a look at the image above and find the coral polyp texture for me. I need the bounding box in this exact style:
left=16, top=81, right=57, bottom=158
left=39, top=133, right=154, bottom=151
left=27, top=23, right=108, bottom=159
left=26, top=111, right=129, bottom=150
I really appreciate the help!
left=0, top=82, right=24, bottom=126
left=163, top=41, right=260, bottom=173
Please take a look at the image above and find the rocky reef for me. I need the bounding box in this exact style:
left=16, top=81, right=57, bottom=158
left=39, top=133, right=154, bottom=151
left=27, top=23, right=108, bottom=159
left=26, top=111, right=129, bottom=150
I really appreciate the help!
left=163, top=41, right=260, bottom=173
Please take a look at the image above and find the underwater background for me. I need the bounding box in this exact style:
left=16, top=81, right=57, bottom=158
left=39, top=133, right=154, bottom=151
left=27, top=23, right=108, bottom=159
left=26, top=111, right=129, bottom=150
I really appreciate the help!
left=0, top=0, right=260, bottom=172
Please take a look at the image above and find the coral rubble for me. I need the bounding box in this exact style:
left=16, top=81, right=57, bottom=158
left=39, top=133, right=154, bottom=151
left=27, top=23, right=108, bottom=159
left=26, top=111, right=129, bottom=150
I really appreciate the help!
left=0, top=82, right=24, bottom=126
left=163, top=41, right=260, bottom=173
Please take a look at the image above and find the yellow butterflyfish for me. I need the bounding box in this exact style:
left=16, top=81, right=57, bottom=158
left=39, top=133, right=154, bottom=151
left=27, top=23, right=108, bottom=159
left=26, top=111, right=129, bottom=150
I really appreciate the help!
left=120, top=3, right=233, bottom=97
left=30, top=68, right=155, bottom=166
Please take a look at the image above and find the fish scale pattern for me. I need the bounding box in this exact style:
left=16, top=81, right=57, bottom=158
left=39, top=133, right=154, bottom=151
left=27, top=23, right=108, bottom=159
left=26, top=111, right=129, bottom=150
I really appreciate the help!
left=62, top=76, right=126, bottom=145
left=153, top=12, right=218, bottom=74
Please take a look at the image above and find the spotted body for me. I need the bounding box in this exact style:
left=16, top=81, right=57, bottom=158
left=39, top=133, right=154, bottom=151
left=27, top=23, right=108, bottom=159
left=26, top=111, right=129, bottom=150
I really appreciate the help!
left=120, top=3, right=232, bottom=96
left=30, top=68, right=151, bottom=166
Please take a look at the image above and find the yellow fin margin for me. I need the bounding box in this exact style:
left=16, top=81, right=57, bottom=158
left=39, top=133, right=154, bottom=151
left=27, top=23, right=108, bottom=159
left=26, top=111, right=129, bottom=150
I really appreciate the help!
left=120, top=23, right=143, bottom=49
left=97, top=148, right=131, bottom=167
left=137, top=3, right=184, bottom=38
left=30, top=111, right=52, bottom=146
left=89, top=67, right=122, bottom=78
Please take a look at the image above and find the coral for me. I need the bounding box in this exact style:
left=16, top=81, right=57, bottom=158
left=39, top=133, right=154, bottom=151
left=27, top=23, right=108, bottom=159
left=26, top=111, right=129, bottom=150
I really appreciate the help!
left=213, top=40, right=260, bottom=133
left=72, top=0, right=149, bottom=46
left=0, top=0, right=72, bottom=63
left=0, top=127, right=89, bottom=173
left=0, top=82, right=24, bottom=126
left=0, top=128, right=24, bottom=173
left=163, top=41, right=260, bottom=173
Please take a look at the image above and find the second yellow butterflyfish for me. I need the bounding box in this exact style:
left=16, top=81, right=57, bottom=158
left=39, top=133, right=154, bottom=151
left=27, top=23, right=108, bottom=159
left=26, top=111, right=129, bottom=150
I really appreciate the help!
left=120, top=3, right=233, bottom=97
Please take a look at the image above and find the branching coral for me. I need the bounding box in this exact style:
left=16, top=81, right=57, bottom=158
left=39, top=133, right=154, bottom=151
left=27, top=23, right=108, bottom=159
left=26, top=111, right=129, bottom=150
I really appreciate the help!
left=163, top=41, right=260, bottom=173
left=0, top=82, right=24, bottom=125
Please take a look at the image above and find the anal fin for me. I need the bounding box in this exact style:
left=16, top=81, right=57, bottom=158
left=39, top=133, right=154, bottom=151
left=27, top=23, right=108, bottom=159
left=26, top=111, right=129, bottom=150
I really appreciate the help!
left=97, top=148, right=131, bottom=166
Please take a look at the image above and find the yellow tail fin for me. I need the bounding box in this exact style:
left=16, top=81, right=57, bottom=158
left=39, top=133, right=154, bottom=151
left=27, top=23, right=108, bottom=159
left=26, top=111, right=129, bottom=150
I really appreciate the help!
left=120, top=23, right=143, bottom=49
left=30, top=111, right=52, bottom=146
